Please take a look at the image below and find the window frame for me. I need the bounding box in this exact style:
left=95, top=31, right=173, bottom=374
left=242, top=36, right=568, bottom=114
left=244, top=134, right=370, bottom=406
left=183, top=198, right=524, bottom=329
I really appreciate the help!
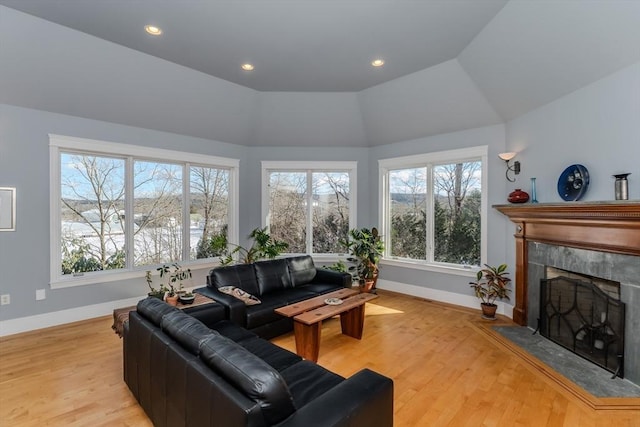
left=49, top=134, right=239, bottom=288
left=378, top=146, right=488, bottom=274
left=261, top=161, right=357, bottom=259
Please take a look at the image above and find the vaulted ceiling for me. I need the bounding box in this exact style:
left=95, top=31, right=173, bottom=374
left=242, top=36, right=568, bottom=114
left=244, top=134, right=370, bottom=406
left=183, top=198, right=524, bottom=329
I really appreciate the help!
left=1, top=1, right=639, bottom=147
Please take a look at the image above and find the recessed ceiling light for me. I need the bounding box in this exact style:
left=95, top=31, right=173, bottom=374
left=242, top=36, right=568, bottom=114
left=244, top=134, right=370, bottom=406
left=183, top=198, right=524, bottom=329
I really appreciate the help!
left=241, top=63, right=255, bottom=71
left=144, top=25, right=162, bottom=36
left=371, top=59, right=385, bottom=67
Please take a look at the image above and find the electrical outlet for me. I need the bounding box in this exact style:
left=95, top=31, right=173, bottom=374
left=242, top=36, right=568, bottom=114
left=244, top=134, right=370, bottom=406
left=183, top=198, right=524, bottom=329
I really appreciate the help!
left=0, top=294, right=10, bottom=305
left=36, top=289, right=46, bottom=300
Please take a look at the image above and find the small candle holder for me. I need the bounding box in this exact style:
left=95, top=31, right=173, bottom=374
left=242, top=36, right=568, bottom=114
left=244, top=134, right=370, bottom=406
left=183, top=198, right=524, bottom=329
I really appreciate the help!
left=530, top=177, right=538, bottom=203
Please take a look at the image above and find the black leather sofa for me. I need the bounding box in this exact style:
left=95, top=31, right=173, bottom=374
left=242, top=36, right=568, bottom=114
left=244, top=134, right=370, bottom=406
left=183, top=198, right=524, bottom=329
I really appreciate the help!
left=124, top=297, right=393, bottom=427
left=195, top=255, right=352, bottom=339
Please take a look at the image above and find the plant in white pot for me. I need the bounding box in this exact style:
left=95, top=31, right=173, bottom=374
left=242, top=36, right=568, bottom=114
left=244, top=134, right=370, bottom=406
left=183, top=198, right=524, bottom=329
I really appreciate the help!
left=469, top=264, right=511, bottom=320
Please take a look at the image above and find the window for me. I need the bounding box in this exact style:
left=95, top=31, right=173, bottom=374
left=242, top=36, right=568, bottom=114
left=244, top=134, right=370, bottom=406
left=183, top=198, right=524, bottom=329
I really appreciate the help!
left=50, top=135, right=238, bottom=287
left=379, top=146, right=487, bottom=270
left=262, top=161, right=356, bottom=255
left=133, top=160, right=183, bottom=265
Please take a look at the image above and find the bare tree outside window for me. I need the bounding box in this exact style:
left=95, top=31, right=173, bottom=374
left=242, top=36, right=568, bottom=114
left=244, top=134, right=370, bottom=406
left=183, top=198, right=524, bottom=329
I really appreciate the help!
left=133, top=161, right=183, bottom=265
left=60, top=153, right=126, bottom=274
left=433, top=161, right=481, bottom=265
left=191, top=166, right=229, bottom=259
left=55, top=139, right=238, bottom=281
left=389, top=168, right=427, bottom=259
left=268, top=172, right=307, bottom=253
left=312, top=172, right=350, bottom=253
left=267, top=170, right=351, bottom=254
left=388, top=160, right=481, bottom=266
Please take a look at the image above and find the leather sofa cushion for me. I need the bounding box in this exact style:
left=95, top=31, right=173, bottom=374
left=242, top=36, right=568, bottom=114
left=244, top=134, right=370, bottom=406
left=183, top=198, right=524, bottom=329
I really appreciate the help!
left=280, top=360, right=345, bottom=409
left=254, top=259, right=292, bottom=295
left=137, top=296, right=179, bottom=326
left=210, top=320, right=257, bottom=343
left=286, top=255, right=317, bottom=286
left=210, top=263, right=260, bottom=296
left=238, top=336, right=302, bottom=372
left=161, top=310, right=217, bottom=355
left=199, top=333, right=295, bottom=425
left=297, top=282, right=344, bottom=295
left=245, top=295, right=290, bottom=330
left=245, top=288, right=318, bottom=330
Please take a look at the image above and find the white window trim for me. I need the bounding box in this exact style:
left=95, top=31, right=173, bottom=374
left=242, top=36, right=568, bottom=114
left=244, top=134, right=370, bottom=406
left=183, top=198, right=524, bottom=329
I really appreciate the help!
left=379, top=145, right=488, bottom=272
left=49, top=134, right=239, bottom=288
left=261, top=161, right=357, bottom=255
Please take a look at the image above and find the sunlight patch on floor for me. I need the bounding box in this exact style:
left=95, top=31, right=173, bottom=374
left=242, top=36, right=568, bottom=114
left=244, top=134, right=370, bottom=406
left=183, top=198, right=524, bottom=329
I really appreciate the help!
left=365, top=302, right=404, bottom=316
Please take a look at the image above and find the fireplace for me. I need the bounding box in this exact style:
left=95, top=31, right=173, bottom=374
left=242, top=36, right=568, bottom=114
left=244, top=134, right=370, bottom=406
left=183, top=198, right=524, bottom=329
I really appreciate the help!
left=495, top=202, right=640, bottom=386
left=540, top=272, right=625, bottom=377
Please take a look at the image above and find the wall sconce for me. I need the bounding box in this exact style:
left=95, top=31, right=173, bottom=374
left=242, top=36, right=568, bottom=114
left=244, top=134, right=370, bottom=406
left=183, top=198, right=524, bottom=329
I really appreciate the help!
left=498, top=152, right=520, bottom=182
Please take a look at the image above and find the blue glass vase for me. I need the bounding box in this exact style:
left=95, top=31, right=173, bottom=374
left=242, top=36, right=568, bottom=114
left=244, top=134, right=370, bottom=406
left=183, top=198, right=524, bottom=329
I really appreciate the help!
left=531, top=177, right=538, bottom=203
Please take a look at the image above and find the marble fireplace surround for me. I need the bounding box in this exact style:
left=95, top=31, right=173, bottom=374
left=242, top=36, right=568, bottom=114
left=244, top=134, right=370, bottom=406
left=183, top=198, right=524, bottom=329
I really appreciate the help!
left=495, top=202, right=640, bottom=386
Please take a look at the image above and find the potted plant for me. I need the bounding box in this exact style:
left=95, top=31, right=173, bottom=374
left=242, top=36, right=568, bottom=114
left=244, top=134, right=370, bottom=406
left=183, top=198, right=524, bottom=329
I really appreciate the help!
left=322, top=260, right=348, bottom=273
left=342, top=227, right=385, bottom=293
left=158, top=262, right=192, bottom=305
left=146, top=263, right=192, bottom=304
left=178, top=290, right=195, bottom=305
left=158, top=262, right=192, bottom=288
left=178, top=283, right=196, bottom=304
left=165, top=285, right=179, bottom=306
left=469, top=264, right=511, bottom=320
left=145, top=270, right=167, bottom=300
left=207, top=227, right=289, bottom=265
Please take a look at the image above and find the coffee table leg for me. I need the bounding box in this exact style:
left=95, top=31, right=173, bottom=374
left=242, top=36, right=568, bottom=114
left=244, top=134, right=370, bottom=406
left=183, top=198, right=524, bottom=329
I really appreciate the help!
left=340, top=304, right=366, bottom=339
left=293, top=320, right=321, bottom=362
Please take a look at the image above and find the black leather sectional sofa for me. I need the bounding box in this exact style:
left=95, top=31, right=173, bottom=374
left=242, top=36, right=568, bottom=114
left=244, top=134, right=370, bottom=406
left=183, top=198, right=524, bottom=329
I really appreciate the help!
left=195, top=255, right=352, bottom=339
left=124, top=297, right=393, bottom=427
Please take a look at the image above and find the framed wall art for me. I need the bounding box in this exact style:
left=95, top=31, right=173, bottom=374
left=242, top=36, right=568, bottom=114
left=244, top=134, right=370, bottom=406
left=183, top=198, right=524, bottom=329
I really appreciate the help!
left=0, top=187, right=16, bottom=231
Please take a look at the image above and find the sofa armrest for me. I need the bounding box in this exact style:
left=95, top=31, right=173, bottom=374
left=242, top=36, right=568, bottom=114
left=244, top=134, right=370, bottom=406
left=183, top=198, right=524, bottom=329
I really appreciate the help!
left=194, top=286, right=247, bottom=327
left=274, top=369, right=393, bottom=427
left=313, top=268, right=353, bottom=288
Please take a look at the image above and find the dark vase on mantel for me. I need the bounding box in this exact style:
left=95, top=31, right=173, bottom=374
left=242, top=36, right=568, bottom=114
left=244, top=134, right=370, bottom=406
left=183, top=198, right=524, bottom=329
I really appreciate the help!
left=508, top=189, right=530, bottom=203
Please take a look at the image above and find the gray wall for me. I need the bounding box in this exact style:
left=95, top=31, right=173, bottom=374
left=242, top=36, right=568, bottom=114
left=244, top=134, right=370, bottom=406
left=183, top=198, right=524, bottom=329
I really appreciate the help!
left=505, top=62, right=640, bottom=203
left=0, top=104, right=246, bottom=321
left=502, top=61, right=640, bottom=285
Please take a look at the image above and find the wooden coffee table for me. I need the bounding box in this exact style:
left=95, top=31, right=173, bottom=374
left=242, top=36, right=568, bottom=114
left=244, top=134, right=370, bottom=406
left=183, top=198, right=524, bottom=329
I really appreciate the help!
left=275, top=288, right=378, bottom=362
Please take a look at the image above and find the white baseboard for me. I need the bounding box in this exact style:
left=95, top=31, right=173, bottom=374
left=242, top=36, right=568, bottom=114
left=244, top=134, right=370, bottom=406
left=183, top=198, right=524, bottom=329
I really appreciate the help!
left=0, top=281, right=515, bottom=337
left=0, top=295, right=145, bottom=337
left=376, top=279, right=513, bottom=318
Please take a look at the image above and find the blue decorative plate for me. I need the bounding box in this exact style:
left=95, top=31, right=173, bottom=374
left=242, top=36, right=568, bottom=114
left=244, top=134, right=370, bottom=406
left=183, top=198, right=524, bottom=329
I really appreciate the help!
left=557, top=164, right=589, bottom=201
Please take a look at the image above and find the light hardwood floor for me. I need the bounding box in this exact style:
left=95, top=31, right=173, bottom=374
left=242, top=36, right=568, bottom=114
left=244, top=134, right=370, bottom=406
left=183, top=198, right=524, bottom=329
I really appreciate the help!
left=1, top=291, right=638, bottom=426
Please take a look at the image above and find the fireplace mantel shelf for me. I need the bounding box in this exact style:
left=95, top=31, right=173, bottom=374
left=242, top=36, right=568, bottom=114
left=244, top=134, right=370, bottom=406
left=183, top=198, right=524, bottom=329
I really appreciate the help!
left=494, top=202, right=640, bottom=256
left=494, top=201, right=640, bottom=219
left=494, top=201, right=640, bottom=325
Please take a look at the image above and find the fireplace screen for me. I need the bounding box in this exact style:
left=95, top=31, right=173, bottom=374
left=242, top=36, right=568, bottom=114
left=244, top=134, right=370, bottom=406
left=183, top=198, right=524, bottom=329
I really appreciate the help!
left=540, top=276, right=625, bottom=378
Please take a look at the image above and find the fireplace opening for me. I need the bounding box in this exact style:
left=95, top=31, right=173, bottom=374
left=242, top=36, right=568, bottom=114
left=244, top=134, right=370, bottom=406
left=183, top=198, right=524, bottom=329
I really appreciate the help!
left=540, top=269, right=625, bottom=378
